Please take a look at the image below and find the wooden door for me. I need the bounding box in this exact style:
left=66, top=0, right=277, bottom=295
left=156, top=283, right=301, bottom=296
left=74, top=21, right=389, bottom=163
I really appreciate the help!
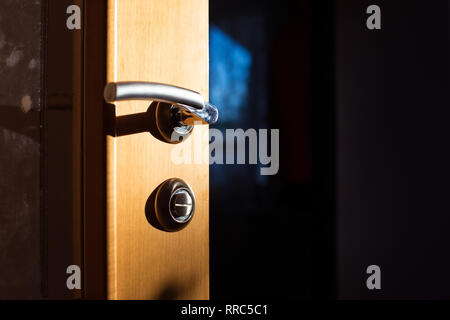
left=104, top=0, right=209, bottom=300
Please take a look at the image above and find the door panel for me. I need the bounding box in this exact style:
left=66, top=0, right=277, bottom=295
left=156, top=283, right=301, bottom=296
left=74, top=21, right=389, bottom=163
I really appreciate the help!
left=106, top=0, right=209, bottom=299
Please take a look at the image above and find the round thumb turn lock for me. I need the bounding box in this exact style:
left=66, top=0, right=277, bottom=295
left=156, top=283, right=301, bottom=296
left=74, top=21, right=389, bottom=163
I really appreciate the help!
left=155, top=178, right=196, bottom=232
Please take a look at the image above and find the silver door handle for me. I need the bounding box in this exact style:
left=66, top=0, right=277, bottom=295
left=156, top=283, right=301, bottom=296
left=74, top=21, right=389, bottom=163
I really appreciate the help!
left=104, top=81, right=218, bottom=125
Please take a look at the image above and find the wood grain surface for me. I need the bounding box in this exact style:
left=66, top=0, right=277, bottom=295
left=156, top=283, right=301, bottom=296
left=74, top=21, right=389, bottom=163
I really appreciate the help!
left=106, top=0, right=209, bottom=300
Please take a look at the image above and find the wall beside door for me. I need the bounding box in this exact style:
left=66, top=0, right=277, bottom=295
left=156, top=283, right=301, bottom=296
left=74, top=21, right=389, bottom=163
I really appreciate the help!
left=0, top=0, right=42, bottom=299
left=0, top=0, right=84, bottom=299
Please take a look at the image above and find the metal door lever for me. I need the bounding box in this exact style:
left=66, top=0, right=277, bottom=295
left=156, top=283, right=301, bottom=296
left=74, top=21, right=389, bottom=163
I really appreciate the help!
left=104, top=82, right=218, bottom=142
left=104, top=82, right=218, bottom=124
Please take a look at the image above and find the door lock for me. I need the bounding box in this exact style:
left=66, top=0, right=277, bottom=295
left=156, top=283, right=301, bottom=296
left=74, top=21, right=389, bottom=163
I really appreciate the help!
left=154, top=178, right=196, bottom=232
left=104, top=81, right=218, bottom=143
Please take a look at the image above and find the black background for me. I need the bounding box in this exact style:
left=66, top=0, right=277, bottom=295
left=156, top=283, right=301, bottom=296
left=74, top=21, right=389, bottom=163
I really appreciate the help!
left=210, top=0, right=450, bottom=300
left=336, top=0, right=450, bottom=299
